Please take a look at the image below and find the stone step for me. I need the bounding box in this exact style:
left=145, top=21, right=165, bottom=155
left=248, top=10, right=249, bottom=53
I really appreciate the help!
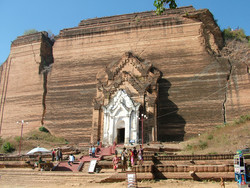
left=154, top=172, right=235, bottom=181
left=100, top=147, right=113, bottom=156
left=53, top=161, right=80, bottom=172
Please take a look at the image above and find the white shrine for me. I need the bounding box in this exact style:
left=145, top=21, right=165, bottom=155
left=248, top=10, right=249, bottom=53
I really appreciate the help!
left=102, top=90, right=140, bottom=145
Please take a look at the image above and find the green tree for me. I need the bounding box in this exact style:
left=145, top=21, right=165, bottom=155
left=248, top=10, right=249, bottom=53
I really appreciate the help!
left=23, top=29, right=39, bottom=35
left=154, top=0, right=177, bottom=15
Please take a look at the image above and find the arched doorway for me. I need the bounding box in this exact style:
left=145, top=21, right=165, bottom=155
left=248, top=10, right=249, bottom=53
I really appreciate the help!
left=102, top=90, right=140, bottom=145
left=115, top=119, right=125, bottom=144
left=117, top=128, right=125, bottom=144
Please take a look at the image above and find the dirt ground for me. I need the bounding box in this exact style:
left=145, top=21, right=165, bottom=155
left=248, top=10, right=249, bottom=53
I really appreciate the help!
left=67, top=180, right=238, bottom=188
left=0, top=167, right=239, bottom=188
left=0, top=174, right=238, bottom=188
left=0, top=180, right=239, bottom=188
left=103, top=180, right=237, bottom=188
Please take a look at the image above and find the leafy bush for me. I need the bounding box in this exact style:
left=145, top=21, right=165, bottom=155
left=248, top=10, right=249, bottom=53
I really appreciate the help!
left=207, top=134, right=214, bottom=140
left=154, top=0, right=177, bottom=15
left=223, top=27, right=247, bottom=41
left=2, top=142, right=15, bottom=153
left=39, top=126, right=49, bottom=133
left=198, top=140, right=208, bottom=150
left=23, top=29, right=39, bottom=35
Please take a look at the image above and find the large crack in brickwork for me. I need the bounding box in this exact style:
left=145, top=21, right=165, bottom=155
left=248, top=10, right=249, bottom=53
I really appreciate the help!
left=30, top=43, right=39, bottom=65
left=40, top=59, right=53, bottom=126
left=41, top=71, right=48, bottom=125
left=39, top=34, right=54, bottom=126
left=220, top=39, right=250, bottom=124
left=222, top=60, right=233, bottom=124
left=27, top=34, right=53, bottom=126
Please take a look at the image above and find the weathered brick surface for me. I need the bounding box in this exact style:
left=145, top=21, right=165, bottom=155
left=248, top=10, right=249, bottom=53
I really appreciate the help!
left=46, top=7, right=229, bottom=143
left=0, top=32, right=53, bottom=137
left=225, top=60, right=250, bottom=122
left=0, top=6, right=249, bottom=144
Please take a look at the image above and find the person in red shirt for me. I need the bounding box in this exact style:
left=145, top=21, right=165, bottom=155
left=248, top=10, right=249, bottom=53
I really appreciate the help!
left=51, top=149, right=55, bottom=161
left=112, top=154, right=119, bottom=171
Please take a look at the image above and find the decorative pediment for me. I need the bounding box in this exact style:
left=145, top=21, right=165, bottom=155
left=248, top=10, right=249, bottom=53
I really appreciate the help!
left=93, top=52, right=161, bottom=109
left=105, top=52, right=152, bottom=80
left=103, top=90, right=140, bottom=116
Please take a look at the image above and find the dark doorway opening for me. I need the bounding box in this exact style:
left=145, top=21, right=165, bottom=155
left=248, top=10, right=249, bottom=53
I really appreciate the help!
left=117, top=128, right=125, bottom=144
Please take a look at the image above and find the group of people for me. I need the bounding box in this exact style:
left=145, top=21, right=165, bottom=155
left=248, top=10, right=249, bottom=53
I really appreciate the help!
left=89, top=145, right=97, bottom=158
left=113, top=145, right=144, bottom=172
left=50, top=142, right=144, bottom=171
left=51, top=148, right=63, bottom=161
left=52, top=148, right=75, bottom=166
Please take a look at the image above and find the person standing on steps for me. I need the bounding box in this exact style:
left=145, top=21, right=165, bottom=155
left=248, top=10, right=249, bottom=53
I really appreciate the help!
left=92, top=145, right=96, bottom=158
left=133, top=147, right=138, bottom=165
left=97, top=138, right=100, bottom=147
left=56, top=148, right=59, bottom=161
left=138, top=145, right=144, bottom=165
left=52, top=149, right=55, bottom=161
left=59, top=148, right=63, bottom=161
left=131, top=148, right=135, bottom=166
left=128, top=149, right=133, bottom=167
left=121, top=147, right=127, bottom=172
left=89, top=146, right=92, bottom=157
left=112, top=154, right=119, bottom=172
left=68, top=154, right=75, bottom=166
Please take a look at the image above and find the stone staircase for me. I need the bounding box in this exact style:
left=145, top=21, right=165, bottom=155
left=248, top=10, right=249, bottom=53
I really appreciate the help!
left=0, top=144, right=236, bottom=183
left=53, top=145, right=114, bottom=172
left=53, top=161, right=80, bottom=172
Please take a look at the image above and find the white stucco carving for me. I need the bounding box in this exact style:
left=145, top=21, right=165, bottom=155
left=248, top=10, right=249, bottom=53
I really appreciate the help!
left=102, top=90, right=140, bottom=145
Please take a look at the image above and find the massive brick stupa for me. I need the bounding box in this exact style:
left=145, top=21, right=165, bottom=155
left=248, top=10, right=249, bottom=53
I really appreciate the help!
left=0, top=6, right=249, bottom=145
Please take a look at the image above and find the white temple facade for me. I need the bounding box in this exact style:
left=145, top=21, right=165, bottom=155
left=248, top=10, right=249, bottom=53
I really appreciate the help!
left=102, top=90, right=140, bottom=145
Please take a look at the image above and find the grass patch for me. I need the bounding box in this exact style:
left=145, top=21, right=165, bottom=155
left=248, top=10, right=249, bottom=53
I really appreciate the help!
left=198, top=140, right=208, bottom=150
left=184, top=140, right=207, bottom=151
left=233, top=115, right=250, bottom=125
left=207, top=134, right=213, bottom=140
left=25, top=129, right=68, bottom=144
left=208, top=152, right=218, bottom=155
left=0, top=128, right=68, bottom=155
left=182, top=114, right=250, bottom=155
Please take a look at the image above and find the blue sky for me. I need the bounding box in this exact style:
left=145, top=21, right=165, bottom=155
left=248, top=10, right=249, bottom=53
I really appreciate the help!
left=0, top=0, right=249, bottom=64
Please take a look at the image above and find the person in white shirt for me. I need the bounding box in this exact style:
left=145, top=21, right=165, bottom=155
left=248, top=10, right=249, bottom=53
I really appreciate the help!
left=68, top=154, right=75, bottom=166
